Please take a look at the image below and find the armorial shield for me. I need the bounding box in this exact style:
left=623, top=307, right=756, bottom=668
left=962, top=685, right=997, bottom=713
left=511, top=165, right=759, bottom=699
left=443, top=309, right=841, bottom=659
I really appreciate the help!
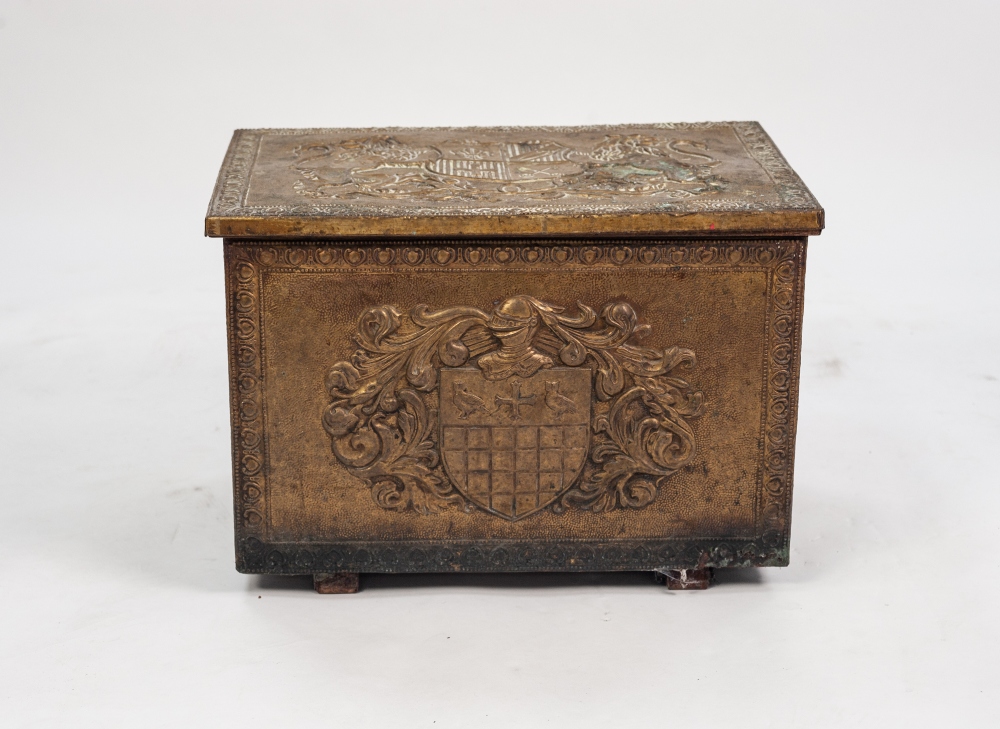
left=440, top=367, right=591, bottom=521
left=324, top=296, right=701, bottom=518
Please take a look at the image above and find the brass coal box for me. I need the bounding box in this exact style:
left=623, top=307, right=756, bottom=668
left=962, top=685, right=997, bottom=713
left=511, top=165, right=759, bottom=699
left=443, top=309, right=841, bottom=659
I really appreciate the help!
left=206, top=124, right=823, bottom=591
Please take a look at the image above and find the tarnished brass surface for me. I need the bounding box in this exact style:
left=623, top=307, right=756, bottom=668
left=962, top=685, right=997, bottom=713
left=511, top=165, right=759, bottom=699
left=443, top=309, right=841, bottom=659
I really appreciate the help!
left=212, top=122, right=820, bottom=576
left=207, top=123, right=823, bottom=238
left=224, top=239, right=807, bottom=573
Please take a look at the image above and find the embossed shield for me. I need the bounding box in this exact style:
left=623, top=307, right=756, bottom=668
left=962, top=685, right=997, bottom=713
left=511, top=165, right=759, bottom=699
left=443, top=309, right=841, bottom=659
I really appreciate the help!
left=440, top=367, right=591, bottom=521
left=428, top=141, right=585, bottom=185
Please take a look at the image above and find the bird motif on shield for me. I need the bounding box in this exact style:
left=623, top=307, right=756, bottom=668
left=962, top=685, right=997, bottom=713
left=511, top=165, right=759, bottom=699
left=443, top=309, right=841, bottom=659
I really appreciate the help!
left=451, top=382, right=494, bottom=419
left=322, top=295, right=704, bottom=519
left=544, top=381, right=577, bottom=417
left=440, top=369, right=591, bottom=521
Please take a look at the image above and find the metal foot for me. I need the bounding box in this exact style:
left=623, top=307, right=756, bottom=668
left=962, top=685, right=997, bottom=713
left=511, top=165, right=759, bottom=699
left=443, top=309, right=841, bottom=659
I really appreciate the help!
left=313, top=572, right=360, bottom=594
left=655, top=568, right=713, bottom=590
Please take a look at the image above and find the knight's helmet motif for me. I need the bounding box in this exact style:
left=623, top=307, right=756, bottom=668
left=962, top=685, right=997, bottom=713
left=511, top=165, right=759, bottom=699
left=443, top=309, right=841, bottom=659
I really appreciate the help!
left=477, top=296, right=553, bottom=380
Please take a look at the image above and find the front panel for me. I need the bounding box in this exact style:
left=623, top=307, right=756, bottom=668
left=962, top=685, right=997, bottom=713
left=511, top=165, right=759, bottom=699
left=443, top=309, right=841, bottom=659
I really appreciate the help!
left=225, top=239, right=805, bottom=573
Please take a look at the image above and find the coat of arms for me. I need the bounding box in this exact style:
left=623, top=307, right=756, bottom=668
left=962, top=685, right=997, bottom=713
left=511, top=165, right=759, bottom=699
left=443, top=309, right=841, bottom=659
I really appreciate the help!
left=322, top=296, right=703, bottom=519
left=292, top=135, right=725, bottom=202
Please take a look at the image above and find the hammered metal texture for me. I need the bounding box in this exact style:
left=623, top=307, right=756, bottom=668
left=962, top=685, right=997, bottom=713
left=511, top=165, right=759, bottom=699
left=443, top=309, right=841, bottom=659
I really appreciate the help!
left=224, top=239, right=806, bottom=574
left=206, top=123, right=823, bottom=237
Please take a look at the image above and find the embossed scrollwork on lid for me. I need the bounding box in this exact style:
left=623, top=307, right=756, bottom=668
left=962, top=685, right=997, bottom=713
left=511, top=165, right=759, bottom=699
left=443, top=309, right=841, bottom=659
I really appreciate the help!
left=213, top=125, right=821, bottom=228
left=288, top=133, right=728, bottom=204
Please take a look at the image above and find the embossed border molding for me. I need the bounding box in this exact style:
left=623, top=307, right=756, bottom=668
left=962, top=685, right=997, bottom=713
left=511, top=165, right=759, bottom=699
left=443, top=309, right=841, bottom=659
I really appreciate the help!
left=206, top=123, right=823, bottom=237
left=224, top=239, right=805, bottom=573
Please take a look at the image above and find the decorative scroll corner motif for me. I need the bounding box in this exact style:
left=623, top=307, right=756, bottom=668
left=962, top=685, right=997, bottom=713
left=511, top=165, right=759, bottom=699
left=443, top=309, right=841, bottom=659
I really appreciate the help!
left=730, top=122, right=819, bottom=210
left=321, top=295, right=703, bottom=521
left=226, top=246, right=267, bottom=543
left=214, top=130, right=261, bottom=214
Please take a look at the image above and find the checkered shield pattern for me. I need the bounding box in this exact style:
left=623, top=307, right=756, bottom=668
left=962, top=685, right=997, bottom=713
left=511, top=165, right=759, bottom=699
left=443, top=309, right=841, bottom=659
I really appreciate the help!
left=439, top=368, right=591, bottom=520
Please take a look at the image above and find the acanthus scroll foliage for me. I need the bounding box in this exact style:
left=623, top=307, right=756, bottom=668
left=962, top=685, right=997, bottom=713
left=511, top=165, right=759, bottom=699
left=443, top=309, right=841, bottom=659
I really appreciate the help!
left=323, top=303, right=487, bottom=514
left=323, top=297, right=703, bottom=516
left=559, top=370, right=702, bottom=513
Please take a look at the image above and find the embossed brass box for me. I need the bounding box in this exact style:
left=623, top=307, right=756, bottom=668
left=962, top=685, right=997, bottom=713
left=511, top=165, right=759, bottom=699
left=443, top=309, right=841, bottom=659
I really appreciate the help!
left=206, top=124, right=823, bottom=589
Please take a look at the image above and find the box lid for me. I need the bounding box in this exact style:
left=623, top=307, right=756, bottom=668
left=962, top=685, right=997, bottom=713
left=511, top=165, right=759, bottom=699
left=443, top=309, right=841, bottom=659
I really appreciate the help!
left=206, top=123, right=823, bottom=238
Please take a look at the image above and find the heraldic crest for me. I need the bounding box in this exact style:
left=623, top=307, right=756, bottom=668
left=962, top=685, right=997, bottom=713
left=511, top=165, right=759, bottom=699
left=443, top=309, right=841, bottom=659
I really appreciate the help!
left=322, top=296, right=704, bottom=521
left=292, top=135, right=725, bottom=202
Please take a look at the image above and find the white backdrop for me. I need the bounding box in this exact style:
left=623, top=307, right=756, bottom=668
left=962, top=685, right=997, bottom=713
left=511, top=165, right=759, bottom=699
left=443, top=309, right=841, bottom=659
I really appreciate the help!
left=1, top=1, right=998, bottom=726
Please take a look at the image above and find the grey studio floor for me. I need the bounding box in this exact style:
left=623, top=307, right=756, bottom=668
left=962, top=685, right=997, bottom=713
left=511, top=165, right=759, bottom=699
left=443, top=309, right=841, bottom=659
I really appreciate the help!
left=1, top=2, right=997, bottom=727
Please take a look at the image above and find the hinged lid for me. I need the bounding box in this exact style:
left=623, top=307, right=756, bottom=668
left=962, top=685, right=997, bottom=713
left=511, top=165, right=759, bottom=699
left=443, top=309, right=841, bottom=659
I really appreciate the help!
left=206, top=123, right=823, bottom=238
